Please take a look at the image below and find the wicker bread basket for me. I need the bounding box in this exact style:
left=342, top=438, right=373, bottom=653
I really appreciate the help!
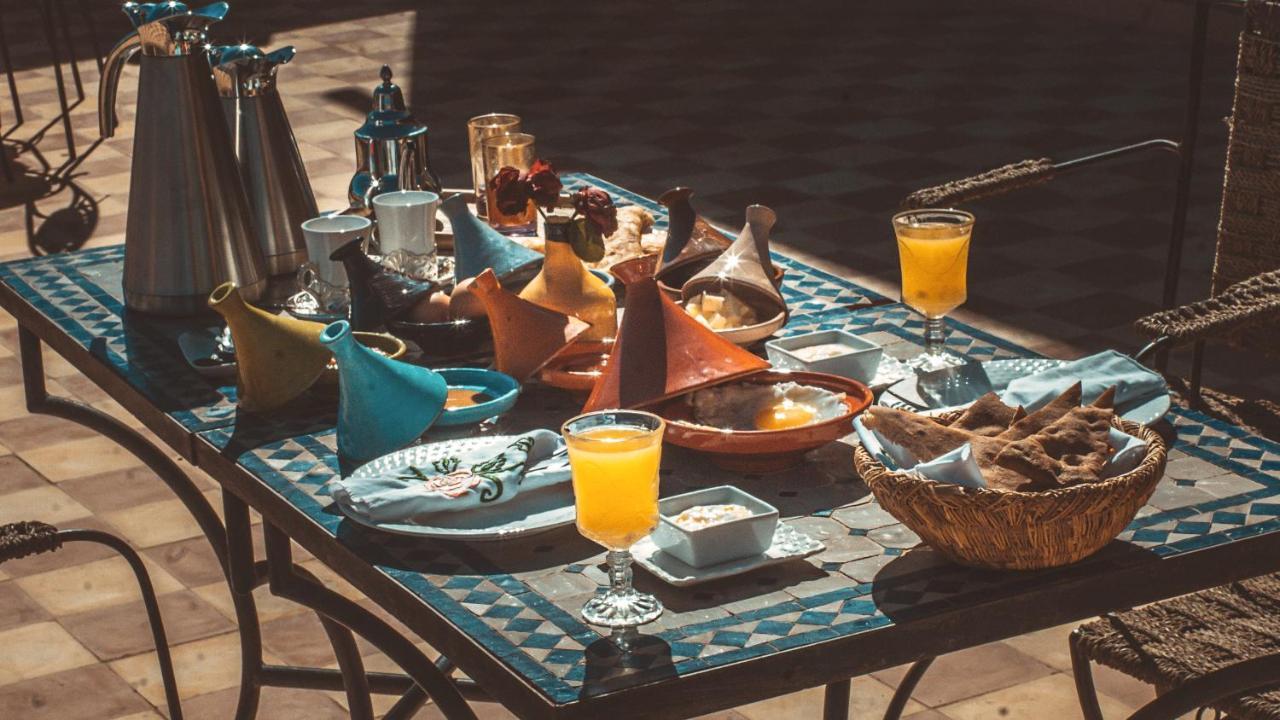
left=852, top=410, right=1168, bottom=570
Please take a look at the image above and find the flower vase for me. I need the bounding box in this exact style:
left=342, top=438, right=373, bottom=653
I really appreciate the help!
left=440, top=194, right=542, bottom=288
left=518, top=216, right=617, bottom=342
left=320, top=320, right=448, bottom=466
left=208, top=281, right=330, bottom=412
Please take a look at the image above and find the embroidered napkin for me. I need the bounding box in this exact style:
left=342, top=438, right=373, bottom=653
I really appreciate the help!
left=329, top=430, right=570, bottom=524
left=1001, top=350, right=1166, bottom=412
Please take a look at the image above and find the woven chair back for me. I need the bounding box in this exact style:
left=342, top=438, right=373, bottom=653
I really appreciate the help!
left=1212, top=0, right=1280, bottom=353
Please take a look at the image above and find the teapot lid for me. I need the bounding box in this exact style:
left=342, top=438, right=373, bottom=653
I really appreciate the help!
left=355, top=65, right=427, bottom=142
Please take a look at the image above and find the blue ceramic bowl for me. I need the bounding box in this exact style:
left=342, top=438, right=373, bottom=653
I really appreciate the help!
left=435, top=368, right=520, bottom=427
left=589, top=269, right=619, bottom=297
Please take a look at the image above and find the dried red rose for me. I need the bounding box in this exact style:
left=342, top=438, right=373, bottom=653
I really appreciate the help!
left=572, top=187, right=618, bottom=237
left=488, top=166, right=530, bottom=216
left=526, top=159, right=562, bottom=210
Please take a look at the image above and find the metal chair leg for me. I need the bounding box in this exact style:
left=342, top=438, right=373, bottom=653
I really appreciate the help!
left=1190, top=340, right=1206, bottom=405
left=74, top=0, right=104, bottom=74
left=1071, top=628, right=1107, bottom=720
left=0, top=8, right=23, bottom=130
left=54, top=0, right=84, bottom=101
left=1162, top=0, right=1212, bottom=312
left=885, top=657, right=935, bottom=720
left=37, top=0, right=76, bottom=159
left=0, top=523, right=184, bottom=719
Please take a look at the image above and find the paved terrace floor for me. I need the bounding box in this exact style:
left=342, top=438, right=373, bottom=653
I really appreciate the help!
left=0, top=0, right=1270, bottom=717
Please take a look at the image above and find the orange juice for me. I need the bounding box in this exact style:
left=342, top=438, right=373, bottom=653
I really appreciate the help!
left=565, top=426, right=662, bottom=549
left=895, top=222, right=971, bottom=318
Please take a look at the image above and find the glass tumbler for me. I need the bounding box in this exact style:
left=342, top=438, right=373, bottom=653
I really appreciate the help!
left=467, top=113, right=521, bottom=218
left=482, top=132, right=537, bottom=235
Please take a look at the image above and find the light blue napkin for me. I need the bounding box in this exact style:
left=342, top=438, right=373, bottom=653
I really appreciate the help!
left=329, top=430, right=570, bottom=524
left=1001, top=350, right=1166, bottom=412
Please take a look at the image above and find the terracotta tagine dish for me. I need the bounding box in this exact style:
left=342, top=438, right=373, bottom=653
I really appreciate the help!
left=648, top=370, right=872, bottom=473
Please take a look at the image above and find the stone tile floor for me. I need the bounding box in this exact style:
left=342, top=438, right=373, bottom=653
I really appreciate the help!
left=0, top=0, right=1271, bottom=716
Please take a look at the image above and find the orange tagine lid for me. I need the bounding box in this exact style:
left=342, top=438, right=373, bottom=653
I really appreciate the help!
left=582, top=276, right=769, bottom=412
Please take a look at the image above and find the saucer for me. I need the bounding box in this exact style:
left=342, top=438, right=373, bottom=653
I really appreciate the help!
left=284, top=291, right=346, bottom=323
left=631, top=523, right=823, bottom=587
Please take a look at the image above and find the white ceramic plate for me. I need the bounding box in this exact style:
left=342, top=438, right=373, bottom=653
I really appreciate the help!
left=631, top=523, right=824, bottom=587
left=879, top=358, right=1172, bottom=426
left=336, top=436, right=576, bottom=541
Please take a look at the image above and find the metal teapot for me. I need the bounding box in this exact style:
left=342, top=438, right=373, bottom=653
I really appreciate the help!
left=348, top=65, right=442, bottom=209
left=212, top=44, right=318, bottom=276
left=99, top=2, right=266, bottom=314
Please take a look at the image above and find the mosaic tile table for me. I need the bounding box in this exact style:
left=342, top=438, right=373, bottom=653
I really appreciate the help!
left=3, top=174, right=1280, bottom=720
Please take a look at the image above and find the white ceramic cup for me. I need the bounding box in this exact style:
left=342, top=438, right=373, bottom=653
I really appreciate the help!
left=301, top=214, right=372, bottom=287
left=373, top=190, right=439, bottom=256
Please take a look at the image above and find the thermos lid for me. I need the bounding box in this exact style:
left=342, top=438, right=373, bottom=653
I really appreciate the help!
left=355, top=65, right=427, bottom=142
left=211, top=44, right=294, bottom=98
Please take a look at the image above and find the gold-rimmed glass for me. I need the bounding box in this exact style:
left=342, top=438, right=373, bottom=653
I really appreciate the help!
left=467, top=113, right=521, bottom=218
left=891, top=209, right=974, bottom=371
left=481, top=132, right=537, bottom=235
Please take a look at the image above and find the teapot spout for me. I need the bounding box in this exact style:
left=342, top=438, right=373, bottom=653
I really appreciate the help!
left=99, top=31, right=141, bottom=138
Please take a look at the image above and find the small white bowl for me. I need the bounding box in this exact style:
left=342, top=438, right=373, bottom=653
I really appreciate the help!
left=766, top=329, right=883, bottom=384
left=650, top=486, right=779, bottom=568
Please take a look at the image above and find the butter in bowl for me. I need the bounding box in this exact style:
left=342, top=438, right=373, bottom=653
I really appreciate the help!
left=766, top=329, right=883, bottom=385
left=651, top=486, right=778, bottom=568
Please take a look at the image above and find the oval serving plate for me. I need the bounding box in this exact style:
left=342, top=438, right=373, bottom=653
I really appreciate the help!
left=337, top=435, right=575, bottom=540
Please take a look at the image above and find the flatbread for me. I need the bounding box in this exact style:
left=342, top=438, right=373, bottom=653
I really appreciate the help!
left=864, top=406, right=1033, bottom=491
left=951, top=392, right=1024, bottom=437
left=862, top=406, right=971, bottom=462
left=995, top=404, right=1115, bottom=489
left=999, top=382, right=1083, bottom=441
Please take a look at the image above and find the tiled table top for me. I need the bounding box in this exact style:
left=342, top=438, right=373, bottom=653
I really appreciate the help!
left=5, top=174, right=1280, bottom=716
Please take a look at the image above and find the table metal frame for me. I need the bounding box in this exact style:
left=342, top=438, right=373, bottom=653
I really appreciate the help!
left=8, top=277, right=1280, bottom=720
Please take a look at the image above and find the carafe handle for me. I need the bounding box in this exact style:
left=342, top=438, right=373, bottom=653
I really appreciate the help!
left=99, top=31, right=141, bottom=138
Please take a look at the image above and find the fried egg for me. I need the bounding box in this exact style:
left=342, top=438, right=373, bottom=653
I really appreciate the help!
left=689, top=382, right=847, bottom=431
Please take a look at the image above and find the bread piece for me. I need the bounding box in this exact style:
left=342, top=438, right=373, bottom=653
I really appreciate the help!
left=1092, top=385, right=1117, bottom=409
left=864, top=406, right=1034, bottom=491
left=999, top=382, right=1083, bottom=441
left=951, top=392, right=1024, bottom=437
left=994, top=404, right=1115, bottom=489
left=862, top=406, right=970, bottom=462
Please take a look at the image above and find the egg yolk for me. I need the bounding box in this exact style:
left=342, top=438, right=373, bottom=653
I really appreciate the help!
left=754, top=399, right=817, bottom=430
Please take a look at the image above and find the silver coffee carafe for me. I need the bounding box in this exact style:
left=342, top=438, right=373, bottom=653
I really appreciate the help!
left=348, top=65, right=442, bottom=209
left=99, top=2, right=266, bottom=315
left=212, top=44, right=318, bottom=276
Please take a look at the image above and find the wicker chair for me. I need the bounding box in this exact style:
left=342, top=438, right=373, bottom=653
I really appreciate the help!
left=0, top=521, right=183, bottom=719
left=903, top=0, right=1279, bottom=438
left=1071, top=4, right=1280, bottom=717
left=900, top=3, right=1280, bottom=719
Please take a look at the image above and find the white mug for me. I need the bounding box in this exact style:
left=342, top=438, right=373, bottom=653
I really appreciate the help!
left=373, top=190, right=439, bottom=256
left=301, top=213, right=372, bottom=287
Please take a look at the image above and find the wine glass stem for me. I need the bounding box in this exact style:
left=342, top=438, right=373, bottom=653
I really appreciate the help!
left=924, top=316, right=947, bottom=356
left=606, top=549, right=633, bottom=594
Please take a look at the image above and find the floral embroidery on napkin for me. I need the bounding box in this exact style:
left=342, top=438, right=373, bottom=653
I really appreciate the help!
left=398, top=436, right=537, bottom=503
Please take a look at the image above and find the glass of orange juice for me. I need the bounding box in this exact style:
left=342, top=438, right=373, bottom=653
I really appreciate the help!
left=562, top=410, right=665, bottom=629
left=892, top=209, right=974, bottom=371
